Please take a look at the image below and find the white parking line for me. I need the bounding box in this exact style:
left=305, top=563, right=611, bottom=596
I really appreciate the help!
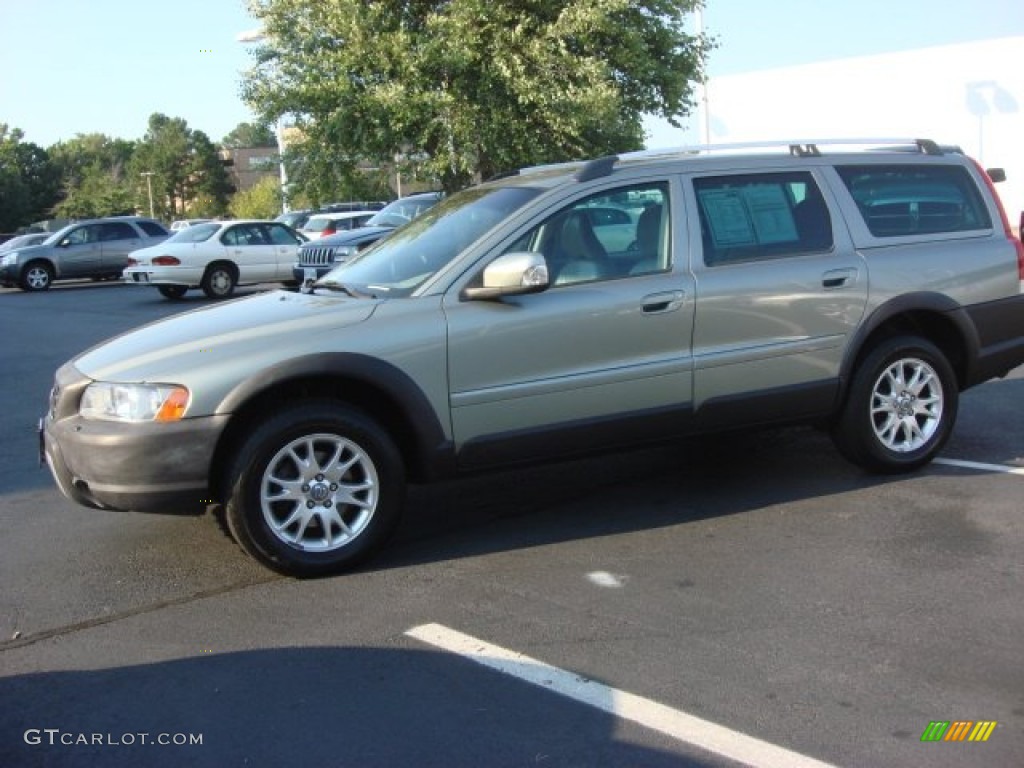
left=406, top=623, right=838, bottom=768
left=934, top=457, right=1024, bottom=476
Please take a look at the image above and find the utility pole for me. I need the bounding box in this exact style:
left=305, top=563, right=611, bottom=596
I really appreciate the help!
left=140, top=172, right=155, bottom=218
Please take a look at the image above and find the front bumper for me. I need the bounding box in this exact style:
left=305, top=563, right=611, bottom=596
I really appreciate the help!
left=1, top=262, right=20, bottom=286
left=41, top=363, right=230, bottom=514
left=292, top=264, right=333, bottom=290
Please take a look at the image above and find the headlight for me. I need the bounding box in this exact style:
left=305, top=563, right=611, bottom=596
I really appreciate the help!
left=2, top=252, right=19, bottom=266
left=80, top=382, right=190, bottom=422
left=335, top=246, right=357, bottom=260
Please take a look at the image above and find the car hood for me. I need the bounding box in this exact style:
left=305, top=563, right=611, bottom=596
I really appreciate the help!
left=5, top=242, right=52, bottom=257
left=73, top=289, right=379, bottom=382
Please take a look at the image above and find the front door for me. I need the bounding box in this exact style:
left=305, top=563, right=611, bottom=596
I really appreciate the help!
left=444, top=179, right=697, bottom=468
left=55, top=224, right=102, bottom=278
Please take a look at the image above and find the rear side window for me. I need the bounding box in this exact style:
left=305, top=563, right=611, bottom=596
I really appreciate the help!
left=138, top=221, right=168, bottom=237
left=836, top=164, right=991, bottom=237
left=694, top=172, right=833, bottom=266
left=99, top=222, right=137, bottom=241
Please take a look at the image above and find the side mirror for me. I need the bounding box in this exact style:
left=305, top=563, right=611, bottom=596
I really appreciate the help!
left=987, top=168, right=1006, bottom=183
left=462, top=252, right=550, bottom=301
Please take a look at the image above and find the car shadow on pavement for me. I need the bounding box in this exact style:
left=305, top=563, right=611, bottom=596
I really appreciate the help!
left=374, top=426, right=889, bottom=572
left=0, top=647, right=718, bottom=768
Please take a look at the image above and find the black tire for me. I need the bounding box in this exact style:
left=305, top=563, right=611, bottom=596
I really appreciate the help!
left=20, top=260, right=54, bottom=292
left=157, top=285, right=188, bottom=300
left=225, top=401, right=405, bottom=577
left=201, top=263, right=237, bottom=299
left=832, top=335, right=958, bottom=473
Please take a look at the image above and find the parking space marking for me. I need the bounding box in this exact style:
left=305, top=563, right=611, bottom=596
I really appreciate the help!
left=406, top=623, right=838, bottom=768
left=934, top=457, right=1024, bottom=476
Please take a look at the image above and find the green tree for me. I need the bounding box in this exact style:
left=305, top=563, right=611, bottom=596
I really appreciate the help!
left=129, top=114, right=232, bottom=220
left=222, top=121, right=277, bottom=148
left=242, top=0, right=711, bottom=195
left=0, top=125, right=61, bottom=231
left=49, top=133, right=138, bottom=219
left=229, top=174, right=282, bottom=218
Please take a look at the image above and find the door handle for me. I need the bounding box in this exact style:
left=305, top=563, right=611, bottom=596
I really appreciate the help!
left=641, top=290, right=685, bottom=314
left=822, top=268, right=858, bottom=289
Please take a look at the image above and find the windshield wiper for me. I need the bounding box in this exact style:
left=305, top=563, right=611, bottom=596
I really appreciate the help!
left=316, top=281, right=380, bottom=299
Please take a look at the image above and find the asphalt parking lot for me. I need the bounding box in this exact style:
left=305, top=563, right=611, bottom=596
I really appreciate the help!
left=1, top=280, right=1022, bottom=767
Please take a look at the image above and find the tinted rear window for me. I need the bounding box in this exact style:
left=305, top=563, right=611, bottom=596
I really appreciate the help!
left=138, top=221, right=168, bottom=237
left=836, top=164, right=991, bottom=237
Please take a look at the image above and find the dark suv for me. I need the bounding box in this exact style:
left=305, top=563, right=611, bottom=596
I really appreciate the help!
left=293, top=191, right=442, bottom=287
left=41, top=140, right=1024, bottom=576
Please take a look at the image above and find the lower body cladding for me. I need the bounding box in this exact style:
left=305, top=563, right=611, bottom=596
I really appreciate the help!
left=41, top=411, right=230, bottom=514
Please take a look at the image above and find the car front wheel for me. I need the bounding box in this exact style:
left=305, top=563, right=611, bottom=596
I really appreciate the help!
left=20, top=261, right=54, bottom=291
left=832, top=335, right=958, bottom=473
left=225, top=401, right=405, bottom=576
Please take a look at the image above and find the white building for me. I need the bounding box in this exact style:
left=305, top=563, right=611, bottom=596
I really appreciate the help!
left=645, top=36, right=1024, bottom=225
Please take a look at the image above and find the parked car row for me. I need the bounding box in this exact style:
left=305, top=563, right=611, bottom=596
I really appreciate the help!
left=1, top=193, right=443, bottom=296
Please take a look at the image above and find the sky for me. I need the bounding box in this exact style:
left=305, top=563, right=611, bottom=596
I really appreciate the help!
left=1, top=0, right=1023, bottom=150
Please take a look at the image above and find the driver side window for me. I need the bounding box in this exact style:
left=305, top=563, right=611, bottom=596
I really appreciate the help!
left=504, top=182, right=670, bottom=286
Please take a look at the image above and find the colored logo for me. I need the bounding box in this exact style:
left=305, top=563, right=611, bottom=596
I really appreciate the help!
left=920, top=721, right=997, bottom=742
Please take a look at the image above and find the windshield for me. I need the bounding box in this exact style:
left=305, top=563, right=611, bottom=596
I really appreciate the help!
left=318, top=186, right=539, bottom=298
left=165, top=222, right=220, bottom=243
left=365, top=196, right=438, bottom=228
left=303, top=217, right=334, bottom=233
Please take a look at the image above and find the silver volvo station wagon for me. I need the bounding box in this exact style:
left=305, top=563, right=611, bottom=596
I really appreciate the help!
left=40, top=139, right=1024, bottom=576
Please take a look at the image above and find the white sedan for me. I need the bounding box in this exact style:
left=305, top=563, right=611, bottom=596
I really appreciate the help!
left=123, top=220, right=307, bottom=299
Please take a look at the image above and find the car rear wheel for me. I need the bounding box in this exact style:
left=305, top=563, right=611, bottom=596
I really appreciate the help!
left=225, top=401, right=405, bottom=576
left=20, top=261, right=54, bottom=291
left=201, top=263, right=237, bottom=299
left=157, top=285, right=188, bottom=300
left=832, top=335, right=958, bottom=473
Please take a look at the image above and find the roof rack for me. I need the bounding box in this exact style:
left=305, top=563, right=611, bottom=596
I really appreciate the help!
left=620, top=138, right=946, bottom=162
left=515, top=139, right=946, bottom=184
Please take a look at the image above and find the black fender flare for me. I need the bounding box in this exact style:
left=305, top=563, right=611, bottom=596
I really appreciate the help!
left=838, top=291, right=980, bottom=400
left=217, top=352, right=456, bottom=480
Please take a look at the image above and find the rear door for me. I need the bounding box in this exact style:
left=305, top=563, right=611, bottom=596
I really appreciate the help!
left=98, top=222, right=143, bottom=273
left=687, top=168, right=868, bottom=427
left=220, top=223, right=277, bottom=282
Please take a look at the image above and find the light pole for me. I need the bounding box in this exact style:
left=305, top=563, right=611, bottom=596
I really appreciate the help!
left=237, top=28, right=289, bottom=214
left=140, top=172, right=155, bottom=218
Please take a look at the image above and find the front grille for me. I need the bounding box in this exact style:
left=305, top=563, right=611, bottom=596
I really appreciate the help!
left=297, top=247, right=336, bottom=267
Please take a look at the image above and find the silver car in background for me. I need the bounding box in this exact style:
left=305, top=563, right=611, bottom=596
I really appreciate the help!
left=1, top=216, right=169, bottom=291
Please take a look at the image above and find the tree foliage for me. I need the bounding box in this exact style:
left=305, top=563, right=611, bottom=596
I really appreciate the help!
left=50, top=134, right=138, bottom=219
left=0, top=125, right=61, bottom=231
left=229, top=174, right=282, bottom=219
left=222, top=121, right=278, bottom=149
left=243, top=0, right=711, bottom=194
left=129, top=114, right=233, bottom=220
